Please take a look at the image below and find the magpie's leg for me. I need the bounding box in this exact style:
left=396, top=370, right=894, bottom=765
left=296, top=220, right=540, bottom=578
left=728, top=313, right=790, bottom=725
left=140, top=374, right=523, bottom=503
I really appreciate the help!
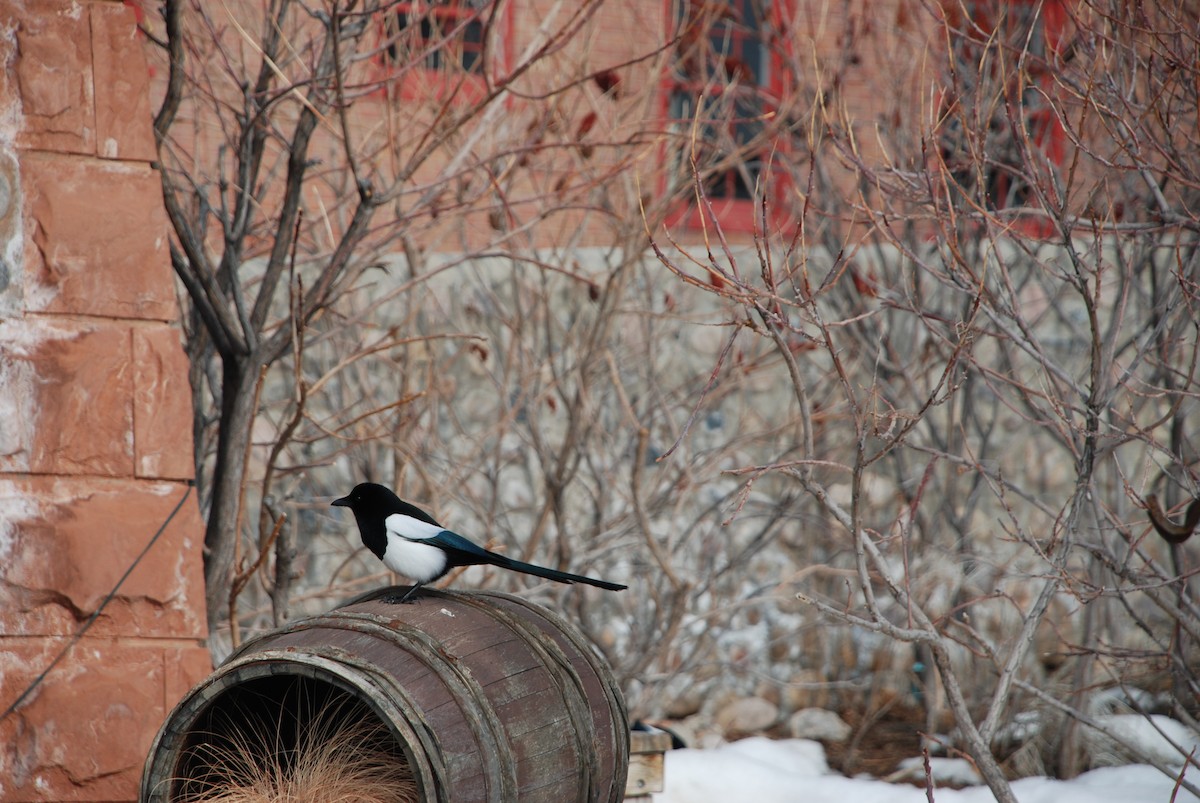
left=382, top=583, right=423, bottom=605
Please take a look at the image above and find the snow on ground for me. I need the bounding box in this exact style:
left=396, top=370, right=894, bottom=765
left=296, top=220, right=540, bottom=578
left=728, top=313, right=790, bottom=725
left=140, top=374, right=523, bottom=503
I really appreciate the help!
left=1088, top=714, right=1200, bottom=767
left=652, top=736, right=1200, bottom=803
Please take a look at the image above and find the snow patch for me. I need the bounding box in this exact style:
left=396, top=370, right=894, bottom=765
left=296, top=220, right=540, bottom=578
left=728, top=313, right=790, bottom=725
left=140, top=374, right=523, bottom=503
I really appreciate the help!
left=0, top=480, right=37, bottom=563
left=1088, top=714, right=1200, bottom=769
left=652, top=737, right=1200, bottom=803
left=0, top=320, right=73, bottom=469
left=0, top=17, right=21, bottom=149
left=0, top=327, right=39, bottom=470
left=889, top=756, right=982, bottom=787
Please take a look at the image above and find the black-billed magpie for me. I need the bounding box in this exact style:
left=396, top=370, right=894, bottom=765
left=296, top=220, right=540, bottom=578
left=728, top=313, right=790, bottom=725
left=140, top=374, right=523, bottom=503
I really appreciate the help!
left=332, top=482, right=627, bottom=602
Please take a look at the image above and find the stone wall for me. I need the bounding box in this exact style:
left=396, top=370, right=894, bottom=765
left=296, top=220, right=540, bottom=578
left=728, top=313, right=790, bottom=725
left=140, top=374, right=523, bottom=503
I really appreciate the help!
left=0, top=2, right=210, bottom=801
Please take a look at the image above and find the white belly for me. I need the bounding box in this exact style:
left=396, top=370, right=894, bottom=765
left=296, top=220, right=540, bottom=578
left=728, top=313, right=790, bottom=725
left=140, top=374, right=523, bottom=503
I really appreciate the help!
left=381, top=534, right=448, bottom=582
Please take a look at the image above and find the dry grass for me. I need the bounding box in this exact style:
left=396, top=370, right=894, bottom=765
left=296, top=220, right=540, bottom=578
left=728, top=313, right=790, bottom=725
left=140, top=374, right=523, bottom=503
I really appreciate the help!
left=177, top=698, right=420, bottom=803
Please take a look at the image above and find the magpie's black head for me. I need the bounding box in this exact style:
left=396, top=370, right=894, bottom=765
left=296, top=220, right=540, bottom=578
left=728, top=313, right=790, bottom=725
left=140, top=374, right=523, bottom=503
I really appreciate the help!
left=331, top=482, right=401, bottom=516
left=331, top=482, right=441, bottom=526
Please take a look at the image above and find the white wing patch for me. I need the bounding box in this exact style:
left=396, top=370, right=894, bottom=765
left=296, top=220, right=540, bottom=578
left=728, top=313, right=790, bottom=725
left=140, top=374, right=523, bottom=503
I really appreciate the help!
left=385, top=513, right=446, bottom=541
left=382, top=514, right=448, bottom=582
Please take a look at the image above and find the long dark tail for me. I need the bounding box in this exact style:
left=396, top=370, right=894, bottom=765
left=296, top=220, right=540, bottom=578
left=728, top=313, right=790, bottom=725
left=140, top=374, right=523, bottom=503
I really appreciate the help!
left=489, top=554, right=626, bottom=591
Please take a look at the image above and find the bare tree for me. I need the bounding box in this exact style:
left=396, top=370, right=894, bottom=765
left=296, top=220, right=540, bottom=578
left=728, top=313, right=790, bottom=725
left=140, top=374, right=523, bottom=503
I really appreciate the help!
left=144, top=0, right=780, bottom=663
left=146, top=0, right=672, bottom=637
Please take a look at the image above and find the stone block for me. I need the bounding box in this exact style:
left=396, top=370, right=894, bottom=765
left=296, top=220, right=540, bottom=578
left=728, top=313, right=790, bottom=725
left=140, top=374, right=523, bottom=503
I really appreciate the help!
left=788, top=707, right=853, bottom=743
left=0, top=318, right=134, bottom=476
left=714, top=695, right=780, bottom=738
left=0, top=641, right=166, bottom=801
left=92, top=2, right=157, bottom=161
left=22, top=153, right=175, bottom=320
left=163, top=644, right=215, bottom=709
left=4, top=0, right=97, bottom=154
left=134, top=325, right=196, bottom=480
left=0, top=475, right=207, bottom=639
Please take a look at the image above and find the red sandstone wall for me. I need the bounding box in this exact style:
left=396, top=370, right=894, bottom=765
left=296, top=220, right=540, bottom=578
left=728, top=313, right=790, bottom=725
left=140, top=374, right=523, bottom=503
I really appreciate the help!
left=0, top=2, right=211, bottom=801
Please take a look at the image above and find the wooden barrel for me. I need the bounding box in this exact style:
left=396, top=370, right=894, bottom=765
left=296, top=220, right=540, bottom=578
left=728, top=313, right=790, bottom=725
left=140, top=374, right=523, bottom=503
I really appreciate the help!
left=141, top=587, right=629, bottom=803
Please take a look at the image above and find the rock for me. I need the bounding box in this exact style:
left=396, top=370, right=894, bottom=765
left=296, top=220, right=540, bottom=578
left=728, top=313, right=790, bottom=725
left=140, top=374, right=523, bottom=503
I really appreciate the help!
left=664, top=690, right=705, bottom=720
left=787, top=708, right=852, bottom=743
left=715, top=696, right=779, bottom=737
left=662, top=715, right=725, bottom=750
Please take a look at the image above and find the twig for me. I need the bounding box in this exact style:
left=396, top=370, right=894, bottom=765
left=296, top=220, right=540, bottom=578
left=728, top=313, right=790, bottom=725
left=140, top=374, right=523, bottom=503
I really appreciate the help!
left=228, top=512, right=286, bottom=649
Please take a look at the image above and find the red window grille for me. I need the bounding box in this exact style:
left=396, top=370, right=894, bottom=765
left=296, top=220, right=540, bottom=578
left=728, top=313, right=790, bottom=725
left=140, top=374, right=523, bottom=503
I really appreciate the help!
left=382, top=1, right=486, bottom=75
left=939, top=0, right=1070, bottom=213
left=665, top=0, right=788, bottom=232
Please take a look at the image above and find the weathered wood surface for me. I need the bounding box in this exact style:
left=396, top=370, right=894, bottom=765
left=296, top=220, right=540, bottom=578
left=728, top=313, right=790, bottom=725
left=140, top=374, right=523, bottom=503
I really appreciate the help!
left=624, top=730, right=671, bottom=800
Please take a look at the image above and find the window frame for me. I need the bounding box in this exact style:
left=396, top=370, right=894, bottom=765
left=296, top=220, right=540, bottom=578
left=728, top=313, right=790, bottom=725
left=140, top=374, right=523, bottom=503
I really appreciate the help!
left=662, top=0, right=793, bottom=234
left=939, top=0, right=1070, bottom=220
left=375, top=0, right=503, bottom=103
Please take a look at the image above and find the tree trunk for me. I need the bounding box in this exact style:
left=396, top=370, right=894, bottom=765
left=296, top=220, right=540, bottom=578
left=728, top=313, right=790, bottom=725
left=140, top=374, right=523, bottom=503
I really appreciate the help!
left=203, top=356, right=259, bottom=635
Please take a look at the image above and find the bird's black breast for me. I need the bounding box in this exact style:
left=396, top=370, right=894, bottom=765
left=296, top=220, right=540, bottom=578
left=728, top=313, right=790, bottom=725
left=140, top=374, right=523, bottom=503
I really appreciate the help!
left=354, top=513, right=389, bottom=560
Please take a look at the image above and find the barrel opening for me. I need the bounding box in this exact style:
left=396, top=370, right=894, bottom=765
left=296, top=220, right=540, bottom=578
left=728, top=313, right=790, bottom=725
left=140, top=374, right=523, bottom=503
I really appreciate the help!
left=169, top=673, right=420, bottom=803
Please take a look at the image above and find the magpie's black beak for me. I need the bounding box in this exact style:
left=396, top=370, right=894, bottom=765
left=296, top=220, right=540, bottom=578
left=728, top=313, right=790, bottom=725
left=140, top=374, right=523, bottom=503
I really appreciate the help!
left=331, top=495, right=351, bottom=508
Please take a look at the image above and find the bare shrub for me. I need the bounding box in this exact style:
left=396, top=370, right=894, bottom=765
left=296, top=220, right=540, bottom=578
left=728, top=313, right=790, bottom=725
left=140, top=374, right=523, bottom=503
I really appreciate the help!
left=650, top=0, right=1200, bottom=800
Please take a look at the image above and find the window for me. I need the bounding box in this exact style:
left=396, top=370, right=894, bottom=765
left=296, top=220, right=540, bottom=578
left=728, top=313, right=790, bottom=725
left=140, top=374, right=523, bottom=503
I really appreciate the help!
left=939, top=0, right=1069, bottom=212
left=666, top=0, right=785, bottom=231
left=379, top=0, right=489, bottom=98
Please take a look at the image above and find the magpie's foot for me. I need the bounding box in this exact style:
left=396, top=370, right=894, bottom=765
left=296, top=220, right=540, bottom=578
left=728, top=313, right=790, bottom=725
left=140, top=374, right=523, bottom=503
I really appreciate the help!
left=381, top=591, right=420, bottom=604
